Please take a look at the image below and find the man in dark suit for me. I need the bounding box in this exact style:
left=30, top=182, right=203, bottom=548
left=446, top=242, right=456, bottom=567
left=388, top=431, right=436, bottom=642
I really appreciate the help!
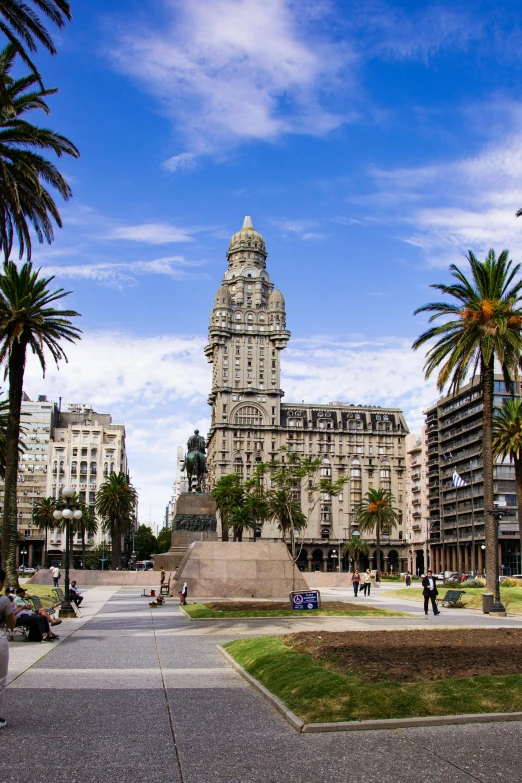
left=421, top=570, right=440, bottom=615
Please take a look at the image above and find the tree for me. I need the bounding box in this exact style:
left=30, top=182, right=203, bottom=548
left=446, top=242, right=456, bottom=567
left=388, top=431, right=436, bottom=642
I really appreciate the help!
left=0, top=1, right=72, bottom=83
left=356, top=488, right=400, bottom=575
left=95, top=472, right=138, bottom=569
left=413, top=249, right=522, bottom=593
left=211, top=473, right=244, bottom=541
left=492, top=398, right=522, bottom=562
left=342, top=535, right=370, bottom=572
left=0, top=262, right=80, bottom=585
left=133, top=525, right=157, bottom=561
left=257, top=449, right=348, bottom=588
left=0, top=43, right=79, bottom=261
left=31, top=494, right=55, bottom=567
left=156, top=526, right=171, bottom=553
left=85, top=542, right=111, bottom=571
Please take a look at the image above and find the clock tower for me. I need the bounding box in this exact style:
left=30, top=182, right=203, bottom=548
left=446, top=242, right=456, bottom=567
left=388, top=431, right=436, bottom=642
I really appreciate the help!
left=205, top=216, right=290, bottom=483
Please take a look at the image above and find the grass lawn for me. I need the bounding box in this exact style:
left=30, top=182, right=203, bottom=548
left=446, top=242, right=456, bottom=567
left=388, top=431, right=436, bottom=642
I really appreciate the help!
left=21, top=584, right=59, bottom=609
left=184, top=602, right=409, bottom=619
left=223, top=631, right=522, bottom=723
left=388, top=586, right=522, bottom=613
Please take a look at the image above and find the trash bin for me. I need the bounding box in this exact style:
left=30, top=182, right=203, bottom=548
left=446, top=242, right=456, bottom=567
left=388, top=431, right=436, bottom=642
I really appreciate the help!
left=482, top=592, right=494, bottom=613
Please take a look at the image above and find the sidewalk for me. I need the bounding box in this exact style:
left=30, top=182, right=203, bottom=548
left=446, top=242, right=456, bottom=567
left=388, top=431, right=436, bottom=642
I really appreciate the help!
left=4, top=587, right=522, bottom=783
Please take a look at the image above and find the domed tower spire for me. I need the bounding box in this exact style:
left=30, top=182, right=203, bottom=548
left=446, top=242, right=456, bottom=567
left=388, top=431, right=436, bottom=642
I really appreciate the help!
left=204, top=216, right=291, bottom=484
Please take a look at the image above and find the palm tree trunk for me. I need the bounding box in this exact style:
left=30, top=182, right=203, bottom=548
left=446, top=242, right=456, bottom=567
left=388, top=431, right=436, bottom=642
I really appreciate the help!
left=515, top=457, right=522, bottom=575
left=1, top=339, right=27, bottom=587
left=376, top=523, right=381, bottom=576
left=111, top=517, right=120, bottom=569
left=43, top=525, right=48, bottom=569
left=482, top=358, right=496, bottom=593
left=81, top=529, right=86, bottom=570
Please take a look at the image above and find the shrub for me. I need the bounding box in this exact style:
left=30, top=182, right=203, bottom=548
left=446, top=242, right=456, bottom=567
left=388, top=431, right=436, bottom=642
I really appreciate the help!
left=501, top=577, right=521, bottom=588
left=460, top=579, right=483, bottom=588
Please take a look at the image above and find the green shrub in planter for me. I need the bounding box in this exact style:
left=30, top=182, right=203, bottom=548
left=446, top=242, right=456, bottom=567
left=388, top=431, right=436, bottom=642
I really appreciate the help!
left=460, top=578, right=483, bottom=588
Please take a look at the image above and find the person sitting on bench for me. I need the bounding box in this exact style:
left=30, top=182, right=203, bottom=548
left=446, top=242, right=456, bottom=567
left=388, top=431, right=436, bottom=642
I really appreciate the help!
left=11, top=588, right=59, bottom=642
left=69, top=582, right=83, bottom=606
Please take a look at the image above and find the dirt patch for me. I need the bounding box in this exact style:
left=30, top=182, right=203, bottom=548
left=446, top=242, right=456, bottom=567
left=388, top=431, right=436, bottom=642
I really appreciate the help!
left=285, top=628, right=522, bottom=682
left=204, top=601, right=382, bottom=612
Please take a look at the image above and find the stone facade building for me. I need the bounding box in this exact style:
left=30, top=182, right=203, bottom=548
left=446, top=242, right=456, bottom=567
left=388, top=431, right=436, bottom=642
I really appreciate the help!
left=205, top=217, right=410, bottom=572
left=425, top=376, right=520, bottom=576
left=405, top=430, right=430, bottom=575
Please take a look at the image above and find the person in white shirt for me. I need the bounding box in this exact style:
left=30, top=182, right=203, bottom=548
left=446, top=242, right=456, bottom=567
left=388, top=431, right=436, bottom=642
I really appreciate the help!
left=421, top=570, right=440, bottom=615
left=50, top=565, right=60, bottom=587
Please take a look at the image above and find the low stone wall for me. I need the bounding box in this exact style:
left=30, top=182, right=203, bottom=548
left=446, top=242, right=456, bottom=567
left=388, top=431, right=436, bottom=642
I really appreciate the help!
left=302, top=572, right=353, bottom=588
left=26, top=570, right=165, bottom=587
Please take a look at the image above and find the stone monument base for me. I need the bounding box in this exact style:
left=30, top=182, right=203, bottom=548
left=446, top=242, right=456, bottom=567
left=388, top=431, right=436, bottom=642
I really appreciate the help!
left=154, top=492, right=217, bottom=572
left=175, top=541, right=309, bottom=598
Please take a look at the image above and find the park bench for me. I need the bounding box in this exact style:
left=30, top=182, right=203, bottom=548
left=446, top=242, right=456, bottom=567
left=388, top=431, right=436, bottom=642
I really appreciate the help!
left=436, top=589, right=465, bottom=608
left=29, top=595, right=56, bottom=616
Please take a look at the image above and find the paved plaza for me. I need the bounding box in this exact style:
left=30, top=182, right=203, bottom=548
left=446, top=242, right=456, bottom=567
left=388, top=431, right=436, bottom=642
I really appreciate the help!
left=4, top=584, right=522, bottom=783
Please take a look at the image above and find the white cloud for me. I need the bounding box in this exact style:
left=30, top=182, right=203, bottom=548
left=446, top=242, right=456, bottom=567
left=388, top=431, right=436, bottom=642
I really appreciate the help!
left=283, top=335, right=437, bottom=432
left=109, top=0, right=350, bottom=154
left=366, top=117, right=522, bottom=266
left=41, top=256, right=206, bottom=287
left=163, top=152, right=198, bottom=173
left=272, top=218, right=326, bottom=240
left=109, top=223, right=195, bottom=244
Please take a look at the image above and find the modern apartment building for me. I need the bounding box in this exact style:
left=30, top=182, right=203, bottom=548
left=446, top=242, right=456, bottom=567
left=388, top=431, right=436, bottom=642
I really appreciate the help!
left=425, top=376, right=520, bottom=576
left=204, top=217, right=410, bottom=572
left=0, top=394, right=59, bottom=567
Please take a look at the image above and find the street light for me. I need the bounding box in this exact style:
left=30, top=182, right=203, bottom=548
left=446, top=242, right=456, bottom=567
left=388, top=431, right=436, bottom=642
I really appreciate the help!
left=20, top=547, right=27, bottom=568
left=53, top=486, right=82, bottom=618
left=486, top=507, right=506, bottom=615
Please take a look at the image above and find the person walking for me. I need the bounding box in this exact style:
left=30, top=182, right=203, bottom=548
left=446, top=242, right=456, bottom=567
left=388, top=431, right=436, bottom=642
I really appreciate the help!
left=179, top=581, right=188, bottom=605
left=50, top=565, right=60, bottom=588
left=405, top=571, right=412, bottom=588
left=351, top=569, right=361, bottom=597
left=0, top=569, right=16, bottom=729
left=422, top=570, right=440, bottom=615
left=362, top=569, right=372, bottom=597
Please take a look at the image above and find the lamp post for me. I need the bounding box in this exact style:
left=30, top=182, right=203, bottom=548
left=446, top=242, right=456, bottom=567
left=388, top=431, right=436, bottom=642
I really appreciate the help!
left=487, top=507, right=506, bottom=616
left=53, top=486, right=82, bottom=618
left=20, top=547, right=27, bottom=568
left=331, top=549, right=338, bottom=573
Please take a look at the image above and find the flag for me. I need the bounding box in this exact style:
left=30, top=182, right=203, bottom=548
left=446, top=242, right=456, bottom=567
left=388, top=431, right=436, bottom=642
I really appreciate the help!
left=453, top=471, right=467, bottom=488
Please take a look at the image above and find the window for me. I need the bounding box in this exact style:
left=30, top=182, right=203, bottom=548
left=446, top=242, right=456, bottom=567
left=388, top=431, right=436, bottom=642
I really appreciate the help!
left=72, top=448, right=78, bottom=457
left=321, top=459, right=331, bottom=477
left=234, top=405, right=263, bottom=426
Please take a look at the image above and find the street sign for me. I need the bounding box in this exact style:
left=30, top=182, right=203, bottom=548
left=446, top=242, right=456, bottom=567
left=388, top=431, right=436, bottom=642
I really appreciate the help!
left=290, top=590, right=321, bottom=611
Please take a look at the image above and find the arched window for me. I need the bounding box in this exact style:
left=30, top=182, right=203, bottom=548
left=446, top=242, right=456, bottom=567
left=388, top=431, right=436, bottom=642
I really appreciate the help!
left=80, top=461, right=87, bottom=476
left=351, top=459, right=361, bottom=478
left=288, top=417, right=303, bottom=428
left=71, top=461, right=77, bottom=476
left=259, top=314, right=265, bottom=322
left=321, top=459, right=331, bottom=477
left=235, top=313, right=241, bottom=321
left=90, top=461, right=97, bottom=475
left=234, top=457, right=243, bottom=474
left=104, top=462, right=108, bottom=476
left=234, top=406, right=263, bottom=426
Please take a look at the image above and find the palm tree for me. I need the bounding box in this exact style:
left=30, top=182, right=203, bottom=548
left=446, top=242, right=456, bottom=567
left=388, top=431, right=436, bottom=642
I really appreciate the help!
left=0, top=263, right=80, bottom=585
left=413, top=249, right=522, bottom=592
left=73, top=501, right=98, bottom=570
left=211, top=473, right=243, bottom=541
left=265, top=488, right=307, bottom=541
left=492, top=398, right=522, bottom=562
left=0, top=1, right=71, bottom=82
left=342, top=535, right=370, bottom=572
left=0, top=43, right=79, bottom=261
left=356, top=488, right=400, bottom=575
left=31, top=494, right=55, bottom=568
left=95, top=472, right=138, bottom=570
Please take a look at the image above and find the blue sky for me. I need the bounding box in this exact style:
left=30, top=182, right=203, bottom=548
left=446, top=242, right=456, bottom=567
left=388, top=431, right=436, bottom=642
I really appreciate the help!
left=18, top=0, right=522, bottom=526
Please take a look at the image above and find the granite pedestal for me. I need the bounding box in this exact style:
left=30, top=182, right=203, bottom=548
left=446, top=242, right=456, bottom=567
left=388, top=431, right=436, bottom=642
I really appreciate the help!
left=154, top=492, right=217, bottom=573
left=176, top=540, right=309, bottom=598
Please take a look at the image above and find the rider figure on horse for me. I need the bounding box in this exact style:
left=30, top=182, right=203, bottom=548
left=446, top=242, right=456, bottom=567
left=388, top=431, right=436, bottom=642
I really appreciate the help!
left=183, top=430, right=207, bottom=493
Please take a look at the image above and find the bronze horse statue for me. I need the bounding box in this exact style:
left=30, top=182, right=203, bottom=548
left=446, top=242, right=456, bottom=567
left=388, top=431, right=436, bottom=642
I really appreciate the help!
left=182, top=429, right=207, bottom=493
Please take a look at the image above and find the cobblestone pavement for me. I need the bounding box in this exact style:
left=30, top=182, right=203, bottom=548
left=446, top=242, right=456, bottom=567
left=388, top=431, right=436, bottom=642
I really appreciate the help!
left=4, top=585, right=522, bottom=783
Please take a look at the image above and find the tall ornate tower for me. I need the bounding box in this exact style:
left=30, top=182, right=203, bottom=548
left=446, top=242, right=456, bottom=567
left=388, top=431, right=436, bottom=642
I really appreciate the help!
left=205, top=217, right=290, bottom=483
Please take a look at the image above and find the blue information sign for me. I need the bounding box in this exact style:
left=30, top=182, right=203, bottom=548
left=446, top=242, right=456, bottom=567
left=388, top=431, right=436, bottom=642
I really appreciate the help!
left=290, top=590, right=320, bottom=611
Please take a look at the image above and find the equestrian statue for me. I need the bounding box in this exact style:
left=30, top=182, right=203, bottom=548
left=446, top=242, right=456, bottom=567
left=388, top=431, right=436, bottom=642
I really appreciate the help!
left=182, top=429, right=207, bottom=493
